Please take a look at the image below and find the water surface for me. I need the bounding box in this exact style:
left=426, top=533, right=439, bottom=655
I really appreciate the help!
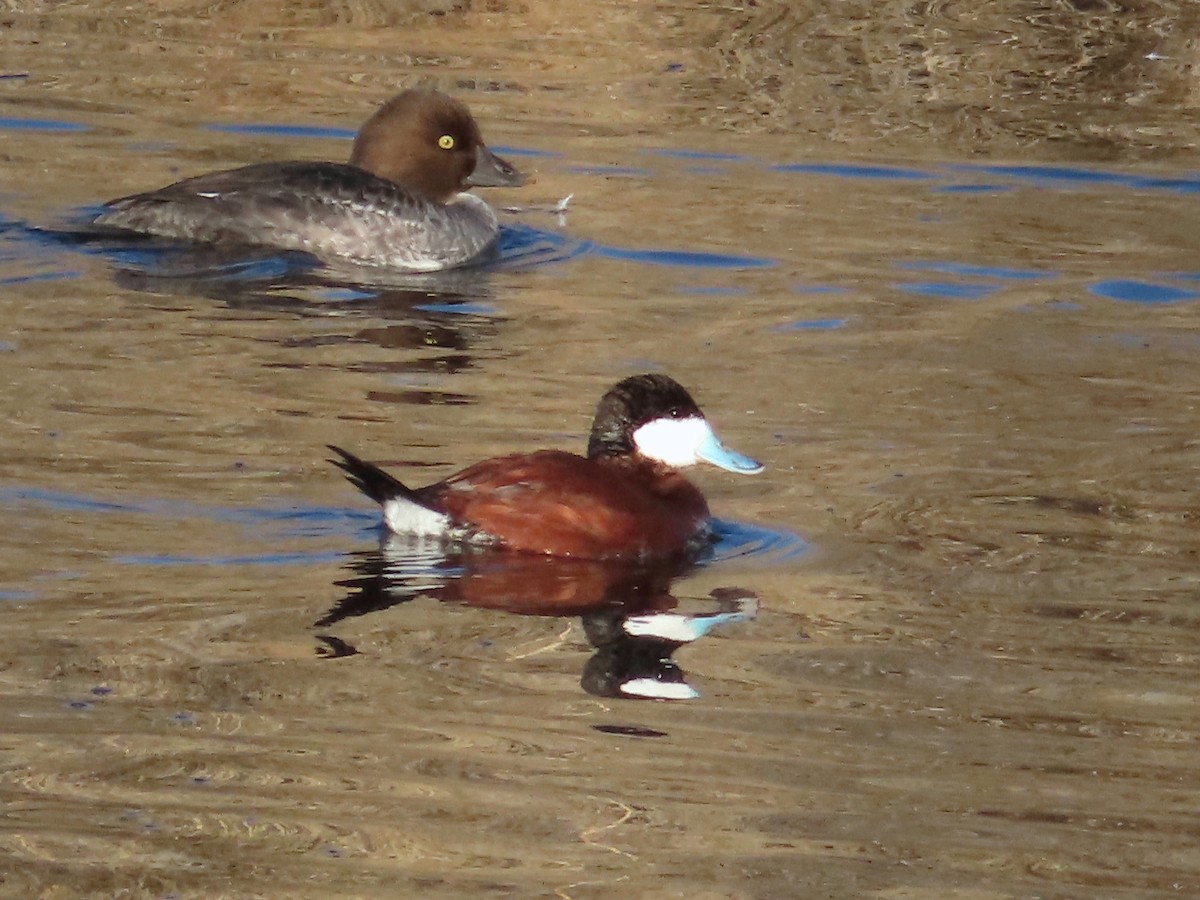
left=2, top=2, right=1199, bottom=897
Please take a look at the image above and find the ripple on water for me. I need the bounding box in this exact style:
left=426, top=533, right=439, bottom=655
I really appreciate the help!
left=0, top=487, right=362, bottom=576
left=0, top=115, right=89, bottom=133
left=773, top=316, right=851, bottom=332
left=710, top=518, right=809, bottom=567
left=7, top=44, right=1200, bottom=898
left=3, top=483, right=805, bottom=578
left=1088, top=278, right=1200, bottom=304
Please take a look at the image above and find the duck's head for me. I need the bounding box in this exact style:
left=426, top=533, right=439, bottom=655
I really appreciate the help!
left=587, top=374, right=764, bottom=475
left=349, top=88, right=525, bottom=203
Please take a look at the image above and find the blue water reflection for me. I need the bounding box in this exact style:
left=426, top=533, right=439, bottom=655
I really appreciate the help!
left=647, top=148, right=747, bottom=162
left=775, top=162, right=934, bottom=181
left=0, top=486, right=364, bottom=558
left=710, top=519, right=809, bottom=566
left=774, top=317, right=850, bottom=332
left=9, top=111, right=1200, bottom=305
left=590, top=243, right=774, bottom=269
left=933, top=184, right=1013, bottom=195
left=897, top=281, right=999, bottom=300
left=0, top=116, right=88, bottom=133
left=0, top=486, right=804, bottom=573
left=959, top=164, right=1200, bottom=195
left=1089, top=279, right=1200, bottom=304
left=204, top=123, right=355, bottom=140
left=897, top=261, right=1048, bottom=281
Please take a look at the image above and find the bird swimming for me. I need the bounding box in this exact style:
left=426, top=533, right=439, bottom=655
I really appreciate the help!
left=93, top=88, right=525, bottom=271
left=329, top=373, right=763, bottom=560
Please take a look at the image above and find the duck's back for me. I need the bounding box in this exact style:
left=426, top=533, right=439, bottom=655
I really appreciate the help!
left=94, top=162, right=501, bottom=271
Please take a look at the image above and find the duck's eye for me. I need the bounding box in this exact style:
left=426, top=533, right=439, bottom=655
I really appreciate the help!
left=438, top=134, right=456, bottom=150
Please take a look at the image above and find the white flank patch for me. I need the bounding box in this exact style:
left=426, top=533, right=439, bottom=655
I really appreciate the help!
left=400, top=258, right=450, bottom=273
left=631, top=416, right=711, bottom=467
left=383, top=497, right=453, bottom=537
left=621, top=678, right=699, bottom=700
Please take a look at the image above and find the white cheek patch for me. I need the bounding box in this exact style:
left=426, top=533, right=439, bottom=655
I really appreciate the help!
left=632, top=416, right=711, bottom=467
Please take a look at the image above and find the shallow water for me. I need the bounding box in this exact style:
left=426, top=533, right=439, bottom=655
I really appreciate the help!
left=3, top=2, right=1200, bottom=897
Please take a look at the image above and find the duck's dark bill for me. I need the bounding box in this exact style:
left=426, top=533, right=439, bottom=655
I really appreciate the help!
left=468, top=144, right=526, bottom=188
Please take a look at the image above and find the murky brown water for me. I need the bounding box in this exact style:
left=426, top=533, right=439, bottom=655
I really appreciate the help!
left=3, top=2, right=1199, bottom=897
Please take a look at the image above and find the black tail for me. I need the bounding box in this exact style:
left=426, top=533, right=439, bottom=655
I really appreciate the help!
left=327, top=445, right=422, bottom=506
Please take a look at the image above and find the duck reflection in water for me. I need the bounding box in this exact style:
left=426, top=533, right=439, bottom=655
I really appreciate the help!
left=316, top=541, right=758, bottom=700
left=73, top=238, right=504, bottom=386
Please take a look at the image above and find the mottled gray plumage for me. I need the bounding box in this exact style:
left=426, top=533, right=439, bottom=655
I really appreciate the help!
left=96, top=162, right=500, bottom=271
left=93, top=89, right=524, bottom=271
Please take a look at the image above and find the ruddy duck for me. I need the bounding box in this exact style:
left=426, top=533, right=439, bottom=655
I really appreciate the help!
left=329, top=373, right=764, bottom=559
left=93, top=89, right=525, bottom=271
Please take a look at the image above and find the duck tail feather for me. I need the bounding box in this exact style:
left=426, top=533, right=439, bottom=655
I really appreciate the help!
left=326, top=445, right=421, bottom=507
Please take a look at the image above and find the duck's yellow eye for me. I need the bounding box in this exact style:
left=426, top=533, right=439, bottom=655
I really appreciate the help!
left=438, top=134, right=455, bottom=150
